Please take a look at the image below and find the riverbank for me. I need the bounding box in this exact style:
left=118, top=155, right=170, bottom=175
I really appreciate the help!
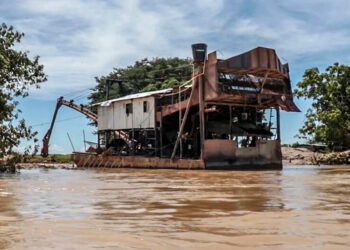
left=17, top=162, right=76, bottom=169
left=0, top=154, right=75, bottom=172
left=282, top=147, right=350, bottom=165
left=1, top=149, right=349, bottom=172
left=18, top=154, right=76, bottom=169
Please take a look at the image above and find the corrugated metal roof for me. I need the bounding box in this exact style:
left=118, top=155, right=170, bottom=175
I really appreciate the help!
left=94, top=88, right=172, bottom=107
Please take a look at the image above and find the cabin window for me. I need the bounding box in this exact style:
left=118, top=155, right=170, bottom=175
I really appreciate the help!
left=126, top=103, right=133, bottom=116
left=143, top=101, right=148, bottom=112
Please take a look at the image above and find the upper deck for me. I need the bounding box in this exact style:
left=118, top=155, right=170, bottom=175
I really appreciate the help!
left=95, top=46, right=300, bottom=131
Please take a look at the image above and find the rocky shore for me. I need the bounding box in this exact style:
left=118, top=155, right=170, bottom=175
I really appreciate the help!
left=1, top=162, right=76, bottom=172
left=282, top=147, right=350, bottom=165
left=17, top=162, right=77, bottom=169
left=0, top=154, right=76, bottom=172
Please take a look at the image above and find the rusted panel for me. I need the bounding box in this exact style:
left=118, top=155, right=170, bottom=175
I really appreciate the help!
left=74, top=139, right=282, bottom=170
left=159, top=80, right=200, bottom=118
left=204, top=51, right=220, bottom=100
left=276, top=98, right=301, bottom=112
left=74, top=153, right=205, bottom=169
left=197, top=47, right=300, bottom=114
left=156, top=111, right=162, bottom=122
left=160, top=98, right=192, bottom=118
left=235, top=140, right=282, bottom=167
left=217, top=47, right=288, bottom=79
left=203, top=139, right=237, bottom=161
left=204, top=140, right=282, bottom=170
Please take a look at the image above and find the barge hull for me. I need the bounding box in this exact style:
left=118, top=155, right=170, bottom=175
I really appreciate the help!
left=73, top=153, right=205, bottom=169
left=203, top=139, right=282, bottom=170
left=73, top=139, right=282, bottom=170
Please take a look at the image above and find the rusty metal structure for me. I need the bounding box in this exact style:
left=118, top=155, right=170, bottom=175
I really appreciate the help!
left=41, top=96, right=97, bottom=157
left=44, top=45, right=300, bottom=170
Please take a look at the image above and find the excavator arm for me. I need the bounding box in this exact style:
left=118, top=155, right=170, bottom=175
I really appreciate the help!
left=41, top=96, right=131, bottom=157
left=41, top=96, right=98, bottom=157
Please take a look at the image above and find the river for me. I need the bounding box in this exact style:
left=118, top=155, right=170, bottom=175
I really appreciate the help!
left=1, top=166, right=350, bottom=249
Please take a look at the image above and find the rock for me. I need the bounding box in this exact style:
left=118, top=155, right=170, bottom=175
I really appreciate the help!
left=281, top=147, right=350, bottom=166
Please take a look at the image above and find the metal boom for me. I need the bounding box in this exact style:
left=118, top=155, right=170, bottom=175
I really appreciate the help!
left=41, top=96, right=97, bottom=157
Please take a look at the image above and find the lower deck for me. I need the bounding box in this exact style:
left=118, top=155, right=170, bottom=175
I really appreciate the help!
left=73, top=153, right=205, bottom=169
left=73, top=138, right=282, bottom=170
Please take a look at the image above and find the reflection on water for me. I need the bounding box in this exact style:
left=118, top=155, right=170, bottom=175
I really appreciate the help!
left=0, top=175, right=21, bottom=249
left=1, top=166, right=350, bottom=249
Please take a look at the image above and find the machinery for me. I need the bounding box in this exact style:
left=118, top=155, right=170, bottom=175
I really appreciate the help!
left=41, top=96, right=130, bottom=157
left=43, top=44, right=300, bottom=169
left=41, top=97, right=97, bottom=157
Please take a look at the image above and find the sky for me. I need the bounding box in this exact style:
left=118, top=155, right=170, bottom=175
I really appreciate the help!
left=1, top=0, right=350, bottom=154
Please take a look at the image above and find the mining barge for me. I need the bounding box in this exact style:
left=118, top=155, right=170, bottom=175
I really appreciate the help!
left=42, top=44, right=300, bottom=170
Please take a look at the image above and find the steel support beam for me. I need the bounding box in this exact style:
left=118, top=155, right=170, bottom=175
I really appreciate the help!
left=171, top=80, right=198, bottom=160
left=198, top=65, right=205, bottom=159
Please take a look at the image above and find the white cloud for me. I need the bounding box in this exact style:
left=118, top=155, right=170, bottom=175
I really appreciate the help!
left=232, top=17, right=350, bottom=58
left=229, top=1, right=350, bottom=61
left=9, top=0, right=205, bottom=99
left=195, top=0, right=224, bottom=16
left=2, top=0, right=350, bottom=100
left=49, top=143, right=64, bottom=153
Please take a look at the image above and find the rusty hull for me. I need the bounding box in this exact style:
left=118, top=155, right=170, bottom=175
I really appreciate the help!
left=203, top=139, right=282, bottom=170
left=73, top=139, right=282, bottom=170
left=73, top=153, right=205, bottom=169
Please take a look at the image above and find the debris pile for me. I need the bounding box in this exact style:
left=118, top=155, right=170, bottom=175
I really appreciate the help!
left=314, top=150, right=350, bottom=165
left=282, top=147, right=350, bottom=165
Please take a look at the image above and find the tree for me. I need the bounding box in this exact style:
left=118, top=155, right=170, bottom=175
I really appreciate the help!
left=88, top=57, right=193, bottom=108
left=0, top=23, right=47, bottom=158
left=294, top=63, right=350, bottom=150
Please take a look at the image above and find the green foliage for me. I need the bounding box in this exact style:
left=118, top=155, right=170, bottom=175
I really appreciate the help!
left=28, top=154, right=72, bottom=163
left=294, top=63, right=350, bottom=150
left=0, top=23, right=47, bottom=158
left=291, top=142, right=301, bottom=148
left=88, top=57, right=193, bottom=109
left=51, top=154, right=72, bottom=163
left=15, top=154, right=72, bottom=164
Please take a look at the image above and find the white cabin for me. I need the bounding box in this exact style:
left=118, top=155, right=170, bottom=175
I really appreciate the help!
left=95, top=89, right=171, bottom=131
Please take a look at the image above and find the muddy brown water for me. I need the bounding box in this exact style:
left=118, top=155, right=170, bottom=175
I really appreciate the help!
left=1, top=166, right=350, bottom=249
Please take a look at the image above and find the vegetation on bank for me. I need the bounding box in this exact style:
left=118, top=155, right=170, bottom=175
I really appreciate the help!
left=0, top=154, right=73, bottom=172
left=0, top=23, right=46, bottom=168
left=23, top=154, right=73, bottom=163
left=88, top=57, right=193, bottom=111
left=294, top=63, right=350, bottom=151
